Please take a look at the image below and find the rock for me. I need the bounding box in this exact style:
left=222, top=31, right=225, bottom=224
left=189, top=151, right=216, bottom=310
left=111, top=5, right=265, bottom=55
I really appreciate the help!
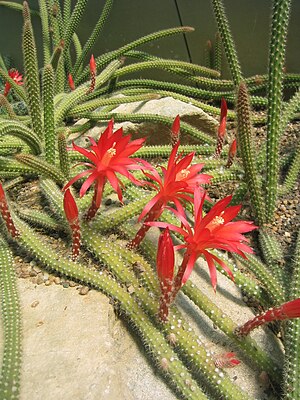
left=68, top=97, right=218, bottom=148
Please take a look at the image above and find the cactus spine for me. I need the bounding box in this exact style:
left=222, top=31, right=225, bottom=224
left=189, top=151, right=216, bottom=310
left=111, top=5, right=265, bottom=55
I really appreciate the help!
left=265, top=0, right=292, bottom=222
left=0, top=237, right=22, bottom=400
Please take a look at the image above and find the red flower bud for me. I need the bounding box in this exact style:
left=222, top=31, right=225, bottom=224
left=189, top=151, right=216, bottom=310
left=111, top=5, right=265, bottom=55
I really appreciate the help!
left=68, top=73, right=75, bottom=91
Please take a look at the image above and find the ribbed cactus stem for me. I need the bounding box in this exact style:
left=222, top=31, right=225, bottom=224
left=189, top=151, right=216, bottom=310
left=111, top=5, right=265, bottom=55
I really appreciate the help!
left=15, top=154, right=65, bottom=185
left=58, top=132, right=70, bottom=179
left=211, top=0, right=242, bottom=85
left=22, top=5, right=43, bottom=139
left=38, top=0, right=51, bottom=64
left=280, top=141, right=300, bottom=195
left=63, top=0, right=88, bottom=53
left=0, top=94, right=17, bottom=119
left=283, top=230, right=300, bottom=398
left=258, top=228, right=285, bottom=290
left=236, top=82, right=265, bottom=225
left=234, top=253, right=285, bottom=306
left=0, top=237, right=22, bottom=400
left=214, top=32, right=222, bottom=73
left=43, top=64, right=55, bottom=164
left=0, top=120, right=42, bottom=155
left=266, top=0, right=292, bottom=222
left=72, top=0, right=114, bottom=76
left=55, top=59, right=124, bottom=126
left=76, top=26, right=195, bottom=83
left=204, top=39, right=213, bottom=69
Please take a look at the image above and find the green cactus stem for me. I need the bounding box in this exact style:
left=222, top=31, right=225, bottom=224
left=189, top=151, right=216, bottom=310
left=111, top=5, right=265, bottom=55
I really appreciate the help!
left=63, top=0, right=88, bottom=55
left=22, top=7, right=43, bottom=139
left=113, top=59, right=220, bottom=80
left=204, top=39, right=213, bottom=69
left=54, top=59, right=124, bottom=126
left=38, top=0, right=51, bottom=65
left=17, top=208, right=64, bottom=232
left=76, top=26, right=195, bottom=83
left=43, top=64, right=55, bottom=164
left=58, top=132, right=70, bottom=180
left=236, top=82, right=265, bottom=225
left=283, top=229, right=300, bottom=398
left=211, top=0, right=242, bottom=85
left=0, top=121, right=41, bottom=154
left=0, top=156, right=35, bottom=176
left=265, top=0, right=292, bottom=222
left=233, top=253, right=285, bottom=306
left=72, top=0, right=114, bottom=76
left=279, top=142, right=300, bottom=195
left=258, top=228, right=285, bottom=289
left=0, top=237, right=22, bottom=400
left=0, top=94, right=17, bottom=119
left=15, top=154, right=65, bottom=185
left=213, top=32, right=222, bottom=73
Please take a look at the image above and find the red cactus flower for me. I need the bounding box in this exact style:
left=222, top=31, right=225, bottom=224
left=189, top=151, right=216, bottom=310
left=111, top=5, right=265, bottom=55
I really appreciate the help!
left=148, top=186, right=256, bottom=296
left=170, top=114, right=180, bottom=147
left=63, top=189, right=80, bottom=260
left=89, top=54, right=96, bottom=75
left=63, top=119, right=148, bottom=220
left=87, top=54, right=96, bottom=94
left=68, top=73, right=75, bottom=91
left=235, top=298, right=300, bottom=337
left=226, top=138, right=237, bottom=168
left=157, top=228, right=175, bottom=321
left=3, top=69, right=23, bottom=97
left=214, top=98, right=227, bottom=158
left=0, top=182, right=19, bottom=237
left=213, top=352, right=241, bottom=368
left=128, top=138, right=212, bottom=248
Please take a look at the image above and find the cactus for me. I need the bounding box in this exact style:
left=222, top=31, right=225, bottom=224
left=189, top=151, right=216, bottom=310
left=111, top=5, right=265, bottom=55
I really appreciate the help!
left=22, top=4, right=43, bottom=139
left=0, top=237, right=22, bottom=400
left=236, top=82, right=265, bottom=225
left=265, top=0, right=292, bottom=222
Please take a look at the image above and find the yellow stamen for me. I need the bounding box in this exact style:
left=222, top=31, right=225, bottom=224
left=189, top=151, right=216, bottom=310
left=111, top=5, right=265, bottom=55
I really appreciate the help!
left=107, top=142, right=117, bottom=156
left=177, top=168, right=190, bottom=180
left=211, top=216, right=225, bottom=226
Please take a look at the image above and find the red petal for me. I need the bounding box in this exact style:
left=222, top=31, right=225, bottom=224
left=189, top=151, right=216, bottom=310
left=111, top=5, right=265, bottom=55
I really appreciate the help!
left=63, top=189, right=79, bottom=223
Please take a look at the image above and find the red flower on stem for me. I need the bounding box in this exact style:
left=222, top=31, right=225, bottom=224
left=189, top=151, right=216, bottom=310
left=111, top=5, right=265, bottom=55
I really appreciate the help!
left=87, top=54, right=96, bottom=94
left=63, top=119, right=147, bottom=221
left=213, top=352, right=241, bottom=368
left=68, top=73, right=75, bottom=91
left=3, top=69, right=23, bottom=97
left=225, top=138, right=237, bottom=168
left=170, top=114, right=180, bottom=147
left=235, top=298, right=300, bottom=337
left=128, top=136, right=212, bottom=249
left=148, top=186, right=257, bottom=298
left=214, top=98, right=227, bottom=158
left=0, top=182, right=19, bottom=237
left=156, top=228, right=175, bottom=321
left=63, top=189, right=80, bottom=260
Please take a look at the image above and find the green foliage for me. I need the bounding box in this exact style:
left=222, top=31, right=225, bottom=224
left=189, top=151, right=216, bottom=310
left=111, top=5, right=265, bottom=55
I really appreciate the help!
left=0, top=1, right=299, bottom=399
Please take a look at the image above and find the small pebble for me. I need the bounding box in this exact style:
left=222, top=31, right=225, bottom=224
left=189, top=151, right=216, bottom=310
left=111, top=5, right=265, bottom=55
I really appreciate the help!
left=54, top=277, right=61, bottom=284
left=79, top=286, right=89, bottom=295
left=31, top=300, right=39, bottom=308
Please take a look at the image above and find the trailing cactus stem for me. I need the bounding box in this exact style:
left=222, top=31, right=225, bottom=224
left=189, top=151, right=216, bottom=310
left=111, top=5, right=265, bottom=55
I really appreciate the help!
left=58, top=132, right=70, bottom=179
left=236, top=82, right=265, bottom=225
left=43, top=64, right=55, bottom=164
left=211, top=0, right=242, bottom=85
left=22, top=14, right=43, bottom=139
left=283, top=230, right=300, bottom=398
left=11, top=217, right=208, bottom=400
left=0, top=237, right=22, bottom=400
left=266, top=0, right=292, bottom=222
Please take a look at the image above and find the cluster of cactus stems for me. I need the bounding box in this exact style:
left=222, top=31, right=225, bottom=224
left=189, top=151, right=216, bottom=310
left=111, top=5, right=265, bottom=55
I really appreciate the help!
left=0, top=0, right=299, bottom=399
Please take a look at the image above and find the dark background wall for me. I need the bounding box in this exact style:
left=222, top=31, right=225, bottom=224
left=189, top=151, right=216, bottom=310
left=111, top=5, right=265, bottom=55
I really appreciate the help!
left=0, top=0, right=299, bottom=78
